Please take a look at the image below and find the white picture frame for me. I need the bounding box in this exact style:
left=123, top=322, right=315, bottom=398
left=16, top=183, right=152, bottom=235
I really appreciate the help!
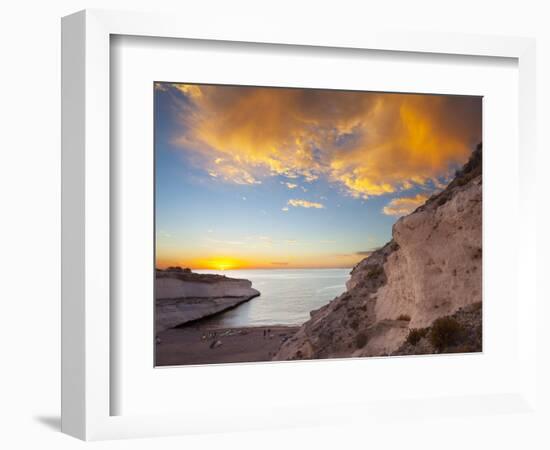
left=61, top=9, right=537, bottom=441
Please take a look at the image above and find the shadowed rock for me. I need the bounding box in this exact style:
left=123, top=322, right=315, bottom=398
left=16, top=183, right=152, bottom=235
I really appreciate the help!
left=155, top=270, right=260, bottom=332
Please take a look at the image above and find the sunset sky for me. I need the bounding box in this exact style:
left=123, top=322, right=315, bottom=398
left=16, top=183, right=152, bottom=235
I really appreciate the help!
left=155, top=83, right=481, bottom=270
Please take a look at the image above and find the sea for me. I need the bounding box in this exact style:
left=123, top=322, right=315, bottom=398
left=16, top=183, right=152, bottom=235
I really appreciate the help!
left=194, top=268, right=350, bottom=327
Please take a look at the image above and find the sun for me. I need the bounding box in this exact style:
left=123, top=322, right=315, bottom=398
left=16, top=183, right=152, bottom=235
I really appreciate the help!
left=206, top=258, right=240, bottom=271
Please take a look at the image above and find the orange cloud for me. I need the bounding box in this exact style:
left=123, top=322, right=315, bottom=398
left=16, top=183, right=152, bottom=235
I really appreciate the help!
left=287, top=199, right=325, bottom=209
left=167, top=84, right=481, bottom=198
left=382, top=193, right=429, bottom=216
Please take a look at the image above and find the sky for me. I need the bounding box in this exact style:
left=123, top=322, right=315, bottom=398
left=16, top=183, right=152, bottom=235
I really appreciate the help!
left=155, top=83, right=481, bottom=270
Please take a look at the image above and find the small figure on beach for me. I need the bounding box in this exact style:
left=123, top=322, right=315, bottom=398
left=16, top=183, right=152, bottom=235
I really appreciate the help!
left=210, top=340, right=222, bottom=349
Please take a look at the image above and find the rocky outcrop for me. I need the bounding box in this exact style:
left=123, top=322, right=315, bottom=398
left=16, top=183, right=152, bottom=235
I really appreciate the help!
left=275, top=144, right=482, bottom=360
left=156, top=271, right=259, bottom=300
left=155, top=269, right=260, bottom=332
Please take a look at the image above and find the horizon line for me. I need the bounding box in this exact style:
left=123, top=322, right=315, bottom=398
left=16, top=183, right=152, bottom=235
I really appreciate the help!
left=156, top=266, right=354, bottom=271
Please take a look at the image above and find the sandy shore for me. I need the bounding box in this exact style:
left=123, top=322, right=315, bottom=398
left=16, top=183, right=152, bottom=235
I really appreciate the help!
left=155, top=324, right=299, bottom=366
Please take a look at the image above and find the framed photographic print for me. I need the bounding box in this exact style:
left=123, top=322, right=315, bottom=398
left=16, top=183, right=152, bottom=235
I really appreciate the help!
left=62, top=9, right=538, bottom=441
left=153, top=83, right=483, bottom=367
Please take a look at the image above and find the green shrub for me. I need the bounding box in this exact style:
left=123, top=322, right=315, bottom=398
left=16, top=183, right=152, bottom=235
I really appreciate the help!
left=355, top=332, right=368, bottom=348
left=429, top=317, right=463, bottom=351
left=397, top=314, right=411, bottom=321
left=406, top=328, right=428, bottom=346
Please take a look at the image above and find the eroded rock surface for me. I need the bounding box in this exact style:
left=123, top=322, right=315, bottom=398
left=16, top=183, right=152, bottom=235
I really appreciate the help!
left=275, top=145, right=482, bottom=360
left=155, top=269, right=260, bottom=332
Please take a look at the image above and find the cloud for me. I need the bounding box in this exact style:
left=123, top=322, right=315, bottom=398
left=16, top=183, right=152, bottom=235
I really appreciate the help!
left=287, top=199, right=325, bottom=209
left=257, top=236, right=273, bottom=245
left=206, top=166, right=261, bottom=185
left=432, top=177, right=450, bottom=190
left=154, top=82, right=169, bottom=92
left=163, top=84, right=481, bottom=198
left=281, top=206, right=289, bottom=212
left=270, top=261, right=289, bottom=266
left=206, top=238, right=245, bottom=246
left=382, top=193, right=429, bottom=216
left=282, top=182, right=298, bottom=189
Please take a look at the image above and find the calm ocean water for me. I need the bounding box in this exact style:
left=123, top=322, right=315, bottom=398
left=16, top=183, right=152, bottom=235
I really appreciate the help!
left=194, top=268, right=350, bottom=327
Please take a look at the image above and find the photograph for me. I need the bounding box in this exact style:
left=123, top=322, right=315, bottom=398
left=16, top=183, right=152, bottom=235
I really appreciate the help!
left=153, top=83, right=482, bottom=366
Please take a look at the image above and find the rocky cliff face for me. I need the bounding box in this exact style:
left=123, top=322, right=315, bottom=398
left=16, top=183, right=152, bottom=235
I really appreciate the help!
left=156, top=273, right=259, bottom=300
left=155, top=269, right=260, bottom=332
left=275, top=145, right=482, bottom=360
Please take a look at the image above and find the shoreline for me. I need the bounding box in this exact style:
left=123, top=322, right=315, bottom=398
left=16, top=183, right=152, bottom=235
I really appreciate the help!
left=155, top=268, right=262, bottom=332
left=155, top=293, right=260, bottom=332
left=155, top=324, right=299, bottom=366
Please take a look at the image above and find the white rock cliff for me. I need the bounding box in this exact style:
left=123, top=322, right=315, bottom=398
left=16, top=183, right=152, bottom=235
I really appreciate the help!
left=155, top=270, right=260, bottom=332
left=275, top=145, right=482, bottom=360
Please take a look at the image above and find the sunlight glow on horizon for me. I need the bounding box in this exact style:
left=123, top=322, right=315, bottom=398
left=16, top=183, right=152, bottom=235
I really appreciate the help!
left=155, top=256, right=363, bottom=271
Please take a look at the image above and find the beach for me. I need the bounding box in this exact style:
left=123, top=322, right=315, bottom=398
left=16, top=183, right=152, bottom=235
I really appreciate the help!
left=155, top=324, right=299, bottom=366
left=153, top=267, right=347, bottom=366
